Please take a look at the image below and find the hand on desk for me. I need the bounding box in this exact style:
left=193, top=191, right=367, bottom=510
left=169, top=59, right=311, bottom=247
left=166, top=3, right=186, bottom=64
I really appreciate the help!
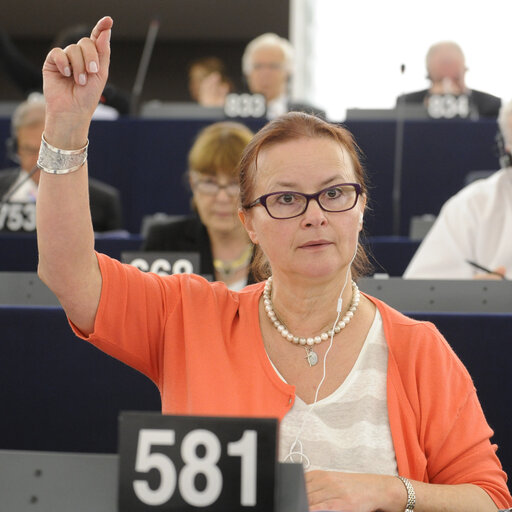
left=305, top=470, right=404, bottom=511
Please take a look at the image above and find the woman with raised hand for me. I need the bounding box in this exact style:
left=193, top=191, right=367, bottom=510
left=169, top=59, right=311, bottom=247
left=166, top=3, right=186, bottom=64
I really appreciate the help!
left=37, top=17, right=511, bottom=511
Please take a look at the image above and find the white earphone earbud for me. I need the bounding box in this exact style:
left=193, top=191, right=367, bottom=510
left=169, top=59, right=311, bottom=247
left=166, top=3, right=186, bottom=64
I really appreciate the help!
left=359, top=213, right=364, bottom=225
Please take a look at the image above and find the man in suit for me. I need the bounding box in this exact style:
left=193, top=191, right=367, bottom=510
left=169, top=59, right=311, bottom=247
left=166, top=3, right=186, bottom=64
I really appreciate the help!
left=397, top=41, right=501, bottom=118
left=0, top=93, right=123, bottom=232
left=242, top=33, right=326, bottom=119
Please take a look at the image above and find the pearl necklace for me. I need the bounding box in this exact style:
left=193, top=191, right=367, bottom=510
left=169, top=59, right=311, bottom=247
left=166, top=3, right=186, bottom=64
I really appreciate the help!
left=263, top=276, right=360, bottom=367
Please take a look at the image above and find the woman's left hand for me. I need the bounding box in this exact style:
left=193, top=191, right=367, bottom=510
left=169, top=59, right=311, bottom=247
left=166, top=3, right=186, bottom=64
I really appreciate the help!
left=305, top=470, right=404, bottom=512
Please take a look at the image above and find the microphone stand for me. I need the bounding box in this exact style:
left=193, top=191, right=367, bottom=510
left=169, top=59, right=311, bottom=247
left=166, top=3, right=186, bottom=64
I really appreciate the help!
left=0, top=165, right=39, bottom=212
left=392, top=64, right=406, bottom=236
left=130, top=19, right=160, bottom=116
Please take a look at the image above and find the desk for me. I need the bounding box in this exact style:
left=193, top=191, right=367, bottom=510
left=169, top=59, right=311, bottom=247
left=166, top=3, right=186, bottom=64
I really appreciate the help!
left=0, top=233, right=418, bottom=276
left=411, top=312, right=512, bottom=481
left=0, top=306, right=161, bottom=453
left=1, top=305, right=510, bottom=480
left=0, top=232, right=143, bottom=272
left=0, top=117, right=500, bottom=235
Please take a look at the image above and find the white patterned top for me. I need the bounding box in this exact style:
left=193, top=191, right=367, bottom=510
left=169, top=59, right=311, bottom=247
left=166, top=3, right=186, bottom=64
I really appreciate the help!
left=275, top=310, right=398, bottom=475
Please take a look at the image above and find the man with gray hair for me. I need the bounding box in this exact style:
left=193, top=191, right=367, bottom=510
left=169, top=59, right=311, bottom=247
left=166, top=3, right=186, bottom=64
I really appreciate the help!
left=397, top=41, right=501, bottom=118
left=242, top=32, right=325, bottom=119
left=403, top=98, right=512, bottom=279
left=0, top=94, right=123, bottom=232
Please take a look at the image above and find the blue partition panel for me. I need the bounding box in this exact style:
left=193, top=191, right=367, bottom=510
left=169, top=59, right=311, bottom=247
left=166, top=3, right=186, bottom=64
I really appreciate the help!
left=1, top=305, right=510, bottom=482
left=0, top=306, right=161, bottom=453
left=411, top=312, right=512, bottom=480
left=0, top=233, right=418, bottom=276
left=0, top=117, right=500, bottom=235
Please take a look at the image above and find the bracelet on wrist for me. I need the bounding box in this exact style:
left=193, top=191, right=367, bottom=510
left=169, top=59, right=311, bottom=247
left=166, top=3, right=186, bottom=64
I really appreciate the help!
left=397, top=476, right=416, bottom=511
left=37, top=133, right=89, bottom=175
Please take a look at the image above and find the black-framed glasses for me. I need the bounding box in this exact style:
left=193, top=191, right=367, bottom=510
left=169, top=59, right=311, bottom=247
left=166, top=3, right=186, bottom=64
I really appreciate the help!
left=244, top=183, right=362, bottom=219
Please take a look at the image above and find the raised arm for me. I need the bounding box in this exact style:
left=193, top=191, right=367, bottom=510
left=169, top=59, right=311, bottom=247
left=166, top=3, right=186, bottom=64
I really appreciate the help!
left=37, top=17, right=112, bottom=335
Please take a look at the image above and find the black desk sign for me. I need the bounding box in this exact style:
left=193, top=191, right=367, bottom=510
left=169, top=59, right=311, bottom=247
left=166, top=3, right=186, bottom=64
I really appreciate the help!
left=0, top=202, right=36, bottom=232
left=121, top=252, right=200, bottom=276
left=118, top=412, right=278, bottom=511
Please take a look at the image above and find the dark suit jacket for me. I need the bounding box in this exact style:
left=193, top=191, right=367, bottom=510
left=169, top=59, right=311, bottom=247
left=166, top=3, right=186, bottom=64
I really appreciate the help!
left=0, top=168, right=123, bottom=232
left=142, top=214, right=255, bottom=284
left=397, top=88, right=501, bottom=118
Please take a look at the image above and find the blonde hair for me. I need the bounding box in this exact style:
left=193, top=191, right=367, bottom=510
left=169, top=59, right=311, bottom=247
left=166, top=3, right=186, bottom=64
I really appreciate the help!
left=188, top=121, right=254, bottom=178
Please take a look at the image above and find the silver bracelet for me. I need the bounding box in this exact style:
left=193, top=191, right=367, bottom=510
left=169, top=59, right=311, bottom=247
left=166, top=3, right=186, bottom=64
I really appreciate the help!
left=397, top=476, right=416, bottom=511
left=37, top=133, right=89, bottom=175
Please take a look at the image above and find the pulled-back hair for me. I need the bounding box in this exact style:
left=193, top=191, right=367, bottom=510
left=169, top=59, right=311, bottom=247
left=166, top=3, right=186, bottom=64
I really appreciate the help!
left=238, top=112, right=371, bottom=281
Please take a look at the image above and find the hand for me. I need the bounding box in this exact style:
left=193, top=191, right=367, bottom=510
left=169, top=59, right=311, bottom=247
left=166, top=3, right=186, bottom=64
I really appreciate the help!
left=42, top=16, right=112, bottom=146
left=197, top=72, right=230, bottom=107
left=473, top=266, right=506, bottom=280
left=430, top=76, right=465, bottom=96
left=305, top=470, right=404, bottom=512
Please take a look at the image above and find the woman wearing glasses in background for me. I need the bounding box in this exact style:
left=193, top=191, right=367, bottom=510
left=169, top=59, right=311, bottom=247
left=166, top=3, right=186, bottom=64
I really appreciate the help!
left=142, top=121, right=254, bottom=290
left=36, top=18, right=511, bottom=511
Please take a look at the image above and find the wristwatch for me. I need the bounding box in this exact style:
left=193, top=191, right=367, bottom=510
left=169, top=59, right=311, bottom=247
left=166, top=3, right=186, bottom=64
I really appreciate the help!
left=397, top=476, right=416, bottom=511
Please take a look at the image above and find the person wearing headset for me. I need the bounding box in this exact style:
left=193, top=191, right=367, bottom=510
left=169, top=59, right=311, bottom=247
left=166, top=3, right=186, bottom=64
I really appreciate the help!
left=404, top=98, right=512, bottom=279
left=397, top=41, right=502, bottom=118
left=0, top=93, right=123, bottom=232
left=35, top=18, right=511, bottom=511
left=242, top=33, right=326, bottom=120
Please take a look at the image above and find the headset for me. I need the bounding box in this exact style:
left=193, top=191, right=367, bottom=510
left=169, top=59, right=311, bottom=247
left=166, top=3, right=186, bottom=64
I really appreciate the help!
left=495, top=130, right=512, bottom=169
left=285, top=231, right=361, bottom=467
left=5, top=136, right=19, bottom=164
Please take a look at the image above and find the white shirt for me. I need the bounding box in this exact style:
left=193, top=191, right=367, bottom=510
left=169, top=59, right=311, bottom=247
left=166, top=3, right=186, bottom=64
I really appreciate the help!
left=404, top=168, right=512, bottom=279
left=266, top=94, right=288, bottom=119
left=7, top=169, right=38, bottom=203
left=275, top=311, right=398, bottom=475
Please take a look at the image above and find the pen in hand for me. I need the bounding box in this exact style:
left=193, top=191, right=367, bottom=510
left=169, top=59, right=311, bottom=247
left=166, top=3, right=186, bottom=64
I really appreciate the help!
left=465, top=260, right=507, bottom=280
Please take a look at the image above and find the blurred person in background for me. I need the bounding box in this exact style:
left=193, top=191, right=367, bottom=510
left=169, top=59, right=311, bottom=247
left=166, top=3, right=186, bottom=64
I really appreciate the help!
left=187, top=56, right=234, bottom=107
left=0, top=94, right=123, bottom=232
left=242, top=33, right=325, bottom=119
left=143, top=121, right=255, bottom=290
left=397, top=41, right=501, bottom=118
left=404, top=98, right=512, bottom=279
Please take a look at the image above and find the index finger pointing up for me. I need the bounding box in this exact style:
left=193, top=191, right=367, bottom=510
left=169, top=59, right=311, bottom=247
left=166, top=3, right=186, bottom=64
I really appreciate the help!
left=90, top=16, right=113, bottom=44
left=90, top=16, right=113, bottom=70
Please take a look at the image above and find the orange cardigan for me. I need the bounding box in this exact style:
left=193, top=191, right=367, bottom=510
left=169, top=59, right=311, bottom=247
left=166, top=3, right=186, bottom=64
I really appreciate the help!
left=72, top=253, right=512, bottom=507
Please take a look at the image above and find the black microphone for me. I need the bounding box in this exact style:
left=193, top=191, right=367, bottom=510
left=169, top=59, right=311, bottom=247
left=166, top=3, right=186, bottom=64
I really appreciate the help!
left=495, top=130, right=512, bottom=168
left=130, top=18, right=160, bottom=116
left=0, top=165, right=39, bottom=212
left=392, top=63, right=407, bottom=236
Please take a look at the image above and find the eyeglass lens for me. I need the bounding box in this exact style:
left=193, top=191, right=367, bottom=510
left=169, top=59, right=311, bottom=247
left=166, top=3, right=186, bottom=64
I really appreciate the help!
left=195, top=179, right=240, bottom=197
left=265, top=184, right=358, bottom=218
